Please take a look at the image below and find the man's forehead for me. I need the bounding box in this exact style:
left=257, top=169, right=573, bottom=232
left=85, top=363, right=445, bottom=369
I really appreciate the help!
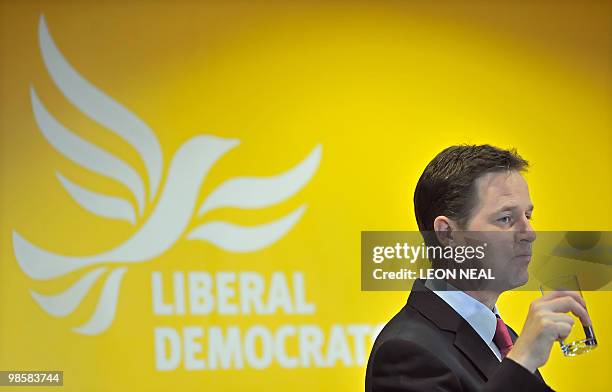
left=474, top=171, right=531, bottom=209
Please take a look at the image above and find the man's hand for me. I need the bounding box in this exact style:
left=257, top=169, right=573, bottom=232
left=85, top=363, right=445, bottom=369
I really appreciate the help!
left=506, top=291, right=592, bottom=373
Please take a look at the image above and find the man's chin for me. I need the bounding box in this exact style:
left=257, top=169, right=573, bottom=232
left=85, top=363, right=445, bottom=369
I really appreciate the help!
left=508, top=270, right=530, bottom=290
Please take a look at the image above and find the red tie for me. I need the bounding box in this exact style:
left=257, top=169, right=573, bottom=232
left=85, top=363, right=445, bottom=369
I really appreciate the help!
left=493, top=315, right=514, bottom=358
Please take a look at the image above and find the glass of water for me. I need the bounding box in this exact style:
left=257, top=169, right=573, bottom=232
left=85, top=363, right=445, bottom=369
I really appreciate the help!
left=539, top=275, right=597, bottom=356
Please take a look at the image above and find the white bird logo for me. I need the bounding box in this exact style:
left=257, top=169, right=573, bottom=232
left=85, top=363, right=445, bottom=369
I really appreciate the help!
left=12, top=15, right=322, bottom=335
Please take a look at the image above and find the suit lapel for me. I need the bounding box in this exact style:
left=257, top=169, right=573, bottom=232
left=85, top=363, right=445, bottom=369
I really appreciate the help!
left=407, top=280, right=502, bottom=381
left=453, top=319, right=501, bottom=380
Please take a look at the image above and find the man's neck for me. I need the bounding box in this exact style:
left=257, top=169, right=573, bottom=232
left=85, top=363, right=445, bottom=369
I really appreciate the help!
left=426, top=279, right=502, bottom=310
left=463, top=290, right=500, bottom=310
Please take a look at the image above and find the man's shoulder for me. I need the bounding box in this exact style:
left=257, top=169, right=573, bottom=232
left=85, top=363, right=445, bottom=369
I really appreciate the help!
left=365, top=299, right=464, bottom=392
left=371, top=300, right=455, bottom=354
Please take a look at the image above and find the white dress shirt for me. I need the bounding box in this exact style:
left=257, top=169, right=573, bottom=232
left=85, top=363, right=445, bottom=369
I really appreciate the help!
left=425, top=279, right=503, bottom=361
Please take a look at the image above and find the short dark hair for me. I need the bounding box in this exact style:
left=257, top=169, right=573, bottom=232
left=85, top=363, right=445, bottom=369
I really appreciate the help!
left=414, top=144, right=529, bottom=245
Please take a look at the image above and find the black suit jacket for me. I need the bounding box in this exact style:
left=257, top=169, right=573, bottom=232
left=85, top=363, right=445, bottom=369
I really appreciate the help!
left=365, top=280, right=554, bottom=392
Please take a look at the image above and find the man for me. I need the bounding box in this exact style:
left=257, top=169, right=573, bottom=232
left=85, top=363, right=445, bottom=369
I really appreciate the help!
left=365, top=145, right=591, bottom=391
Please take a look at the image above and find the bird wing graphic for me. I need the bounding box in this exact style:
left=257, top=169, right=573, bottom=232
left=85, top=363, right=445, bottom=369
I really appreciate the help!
left=34, top=15, right=163, bottom=222
left=188, top=206, right=307, bottom=252
left=13, top=134, right=239, bottom=336
left=13, top=135, right=240, bottom=280
left=15, top=15, right=323, bottom=336
left=198, top=145, right=321, bottom=215
left=16, top=15, right=168, bottom=335
left=189, top=145, right=322, bottom=252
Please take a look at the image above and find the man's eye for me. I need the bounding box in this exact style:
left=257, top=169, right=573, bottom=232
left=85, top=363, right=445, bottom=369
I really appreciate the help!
left=498, top=216, right=512, bottom=224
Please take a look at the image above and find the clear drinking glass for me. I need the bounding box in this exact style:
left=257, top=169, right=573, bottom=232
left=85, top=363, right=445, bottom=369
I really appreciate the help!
left=539, top=275, right=597, bottom=356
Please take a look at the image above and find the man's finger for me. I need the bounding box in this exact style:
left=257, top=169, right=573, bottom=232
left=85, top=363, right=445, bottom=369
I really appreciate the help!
left=543, top=297, right=592, bottom=326
left=540, top=290, right=587, bottom=308
left=545, top=313, right=575, bottom=326
left=553, top=322, right=573, bottom=340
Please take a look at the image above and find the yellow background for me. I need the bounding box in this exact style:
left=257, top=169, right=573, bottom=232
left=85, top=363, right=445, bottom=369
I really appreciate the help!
left=1, top=1, right=610, bottom=391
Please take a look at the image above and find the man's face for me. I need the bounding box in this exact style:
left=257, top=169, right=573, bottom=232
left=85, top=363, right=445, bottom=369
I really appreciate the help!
left=455, top=170, right=536, bottom=291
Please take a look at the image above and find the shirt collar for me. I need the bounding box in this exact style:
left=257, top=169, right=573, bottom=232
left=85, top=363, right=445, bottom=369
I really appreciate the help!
left=424, top=279, right=499, bottom=345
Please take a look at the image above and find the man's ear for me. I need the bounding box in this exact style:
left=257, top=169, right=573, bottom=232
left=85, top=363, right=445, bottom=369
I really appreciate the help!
left=433, top=216, right=455, bottom=246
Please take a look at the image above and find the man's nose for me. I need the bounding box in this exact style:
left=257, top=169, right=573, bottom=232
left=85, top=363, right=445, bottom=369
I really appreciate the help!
left=517, top=216, right=536, bottom=243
